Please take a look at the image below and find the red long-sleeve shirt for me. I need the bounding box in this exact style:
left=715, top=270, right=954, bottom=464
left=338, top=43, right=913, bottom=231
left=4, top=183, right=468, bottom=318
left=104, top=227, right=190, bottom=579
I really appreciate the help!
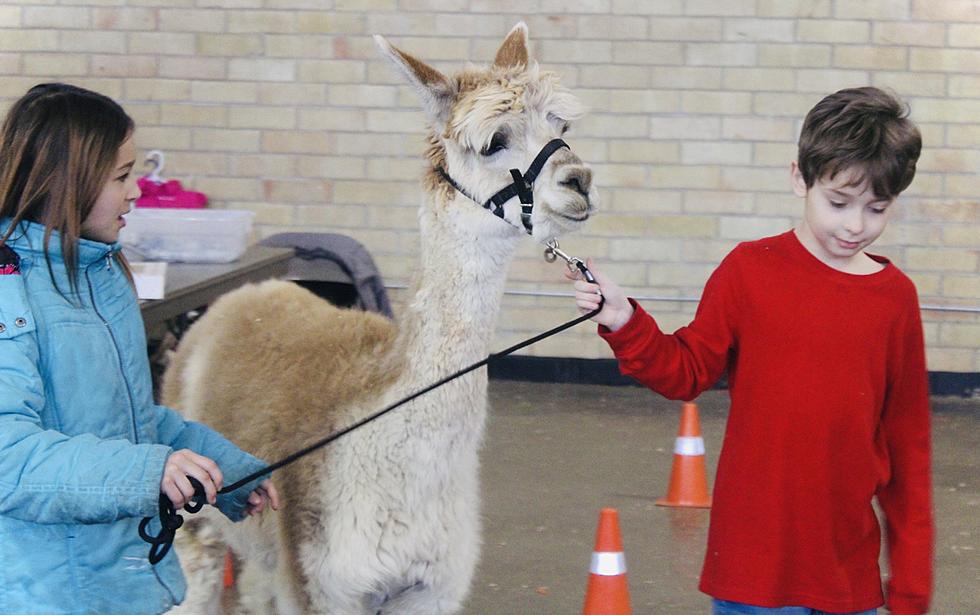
left=600, top=231, right=933, bottom=614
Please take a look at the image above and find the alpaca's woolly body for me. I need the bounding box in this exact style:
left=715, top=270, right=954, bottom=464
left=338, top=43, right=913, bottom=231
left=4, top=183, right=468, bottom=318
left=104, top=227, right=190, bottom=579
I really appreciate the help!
left=164, top=23, right=597, bottom=615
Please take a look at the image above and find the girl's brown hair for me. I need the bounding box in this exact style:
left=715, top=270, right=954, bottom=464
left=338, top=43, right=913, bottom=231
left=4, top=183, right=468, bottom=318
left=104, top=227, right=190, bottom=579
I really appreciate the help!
left=0, top=83, right=134, bottom=295
left=797, top=86, right=921, bottom=199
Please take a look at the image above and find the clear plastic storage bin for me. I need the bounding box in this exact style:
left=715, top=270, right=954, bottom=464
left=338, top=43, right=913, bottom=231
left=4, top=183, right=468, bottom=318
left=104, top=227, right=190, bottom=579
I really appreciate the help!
left=120, top=208, right=254, bottom=263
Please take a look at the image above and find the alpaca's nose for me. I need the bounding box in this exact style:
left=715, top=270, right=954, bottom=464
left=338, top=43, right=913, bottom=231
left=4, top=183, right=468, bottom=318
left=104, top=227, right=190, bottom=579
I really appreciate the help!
left=559, top=166, right=592, bottom=197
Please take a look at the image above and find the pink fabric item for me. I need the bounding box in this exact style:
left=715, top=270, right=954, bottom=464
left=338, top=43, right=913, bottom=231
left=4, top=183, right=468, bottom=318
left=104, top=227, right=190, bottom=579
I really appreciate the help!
left=136, top=177, right=207, bottom=209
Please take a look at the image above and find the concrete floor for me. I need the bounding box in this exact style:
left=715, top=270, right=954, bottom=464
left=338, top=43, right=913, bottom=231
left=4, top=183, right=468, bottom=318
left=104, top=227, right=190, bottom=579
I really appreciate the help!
left=466, top=381, right=980, bottom=614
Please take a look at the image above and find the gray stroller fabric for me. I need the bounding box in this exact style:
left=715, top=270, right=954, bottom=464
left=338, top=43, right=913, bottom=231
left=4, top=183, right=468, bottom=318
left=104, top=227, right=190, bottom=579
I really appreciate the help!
left=258, top=232, right=393, bottom=318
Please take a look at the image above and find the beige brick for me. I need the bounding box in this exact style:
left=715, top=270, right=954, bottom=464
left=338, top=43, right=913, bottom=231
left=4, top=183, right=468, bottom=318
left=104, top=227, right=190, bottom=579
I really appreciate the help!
left=196, top=34, right=263, bottom=57
left=132, top=126, right=192, bottom=151
left=950, top=75, right=980, bottom=98
left=834, top=46, right=907, bottom=70
left=541, top=40, right=615, bottom=65
left=684, top=0, right=755, bottom=16
left=757, top=0, right=831, bottom=17
left=722, top=67, right=795, bottom=91
left=720, top=215, right=792, bottom=239
left=606, top=90, right=680, bottom=113
left=540, top=0, right=611, bottom=14
left=192, top=128, right=261, bottom=152
left=164, top=152, right=228, bottom=177
left=194, top=176, right=263, bottom=201
left=874, top=22, right=946, bottom=47
left=0, top=54, right=20, bottom=75
left=946, top=124, right=980, bottom=147
left=589, top=214, right=717, bottom=238
left=296, top=12, right=364, bottom=35
left=227, top=10, right=294, bottom=33
left=912, top=0, right=980, bottom=21
left=650, top=165, right=723, bottom=189
left=722, top=117, right=795, bottom=141
left=229, top=106, right=297, bottom=129
left=950, top=24, right=980, bottom=48
left=913, top=98, right=980, bottom=123
left=837, top=0, right=910, bottom=19
left=160, top=104, right=227, bottom=128
left=591, top=163, right=648, bottom=188
left=0, top=7, right=20, bottom=27
left=686, top=43, right=756, bottom=66
left=578, top=65, right=651, bottom=88
left=798, top=19, right=870, bottom=43
left=919, top=148, right=980, bottom=173
left=228, top=58, right=296, bottom=82
left=606, top=189, right=683, bottom=214
left=23, top=6, right=89, bottom=29
left=60, top=31, right=126, bottom=54
left=232, top=202, right=295, bottom=226
left=578, top=114, right=650, bottom=138
left=943, top=225, right=980, bottom=247
left=612, top=42, right=684, bottom=66
left=91, top=55, right=156, bottom=78
left=326, top=84, right=398, bottom=107
left=944, top=275, right=980, bottom=299
left=724, top=19, right=795, bottom=42
left=906, top=272, right=941, bottom=296
left=683, top=190, right=754, bottom=214
left=262, top=130, right=331, bottom=155
left=940, top=323, right=980, bottom=348
left=258, top=82, right=326, bottom=105
left=24, top=53, right=88, bottom=76
left=608, top=141, right=679, bottom=164
left=367, top=204, right=422, bottom=229
left=190, top=81, right=257, bottom=104
left=298, top=108, right=367, bottom=131
left=681, top=91, right=752, bottom=114
left=647, top=17, right=721, bottom=41
left=335, top=132, right=423, bottom=156
left=758, top=44, right=831, bottom=67
left=93, top=7, right=156, bottom=30
left=129, top=33, right=196, bottom=56
left=753, top=92, right=823, bottom=117
left=721, top=166, right=786, bottom=192
left=611, top=0, right=683, bottom=15
left=159, top=9, right=225, bottom=32
left=681, top=141, right=752, bottom=165
left=650, top=116, right=721, bottom=140
left=754, top=142, right=797, bottom=167
left=795, top=68, right=871, bottom=93
left=574, top=15, right=648, bottom=40
left=907, top=248, right=978, bottom=271
left=228, top=153, right=293, bottom=177
left=265, top=34, right=332, bottom=58
left=366, top=157, right=417, bottom=181
left=160, top=57, right=226, bottom=80
left=125, top=79, right=191, bottom=101
left=262, top=179, right=330, bottom=203
left=911, top=49, right=980, bottom=73
left=296, top=60, right=366, bottom=83
left=873, top=72, right=947, bottom=97
left=650, top=66, right=722, bottom=89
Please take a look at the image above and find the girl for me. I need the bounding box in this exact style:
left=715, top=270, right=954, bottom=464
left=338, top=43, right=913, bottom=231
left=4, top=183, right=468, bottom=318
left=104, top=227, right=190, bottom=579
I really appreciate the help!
left=0, top=83, right=279, bottom=613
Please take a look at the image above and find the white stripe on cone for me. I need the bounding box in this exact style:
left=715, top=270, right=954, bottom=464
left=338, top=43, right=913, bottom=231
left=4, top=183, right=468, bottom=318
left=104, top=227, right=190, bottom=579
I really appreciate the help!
left=590, top=551, right=627, bottom=576
left=674, top=435, right=705, bottom=456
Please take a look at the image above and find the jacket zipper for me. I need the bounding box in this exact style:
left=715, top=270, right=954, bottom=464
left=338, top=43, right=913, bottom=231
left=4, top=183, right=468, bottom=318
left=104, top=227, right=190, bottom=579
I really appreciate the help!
left=86, top=254, right=139, bottom=444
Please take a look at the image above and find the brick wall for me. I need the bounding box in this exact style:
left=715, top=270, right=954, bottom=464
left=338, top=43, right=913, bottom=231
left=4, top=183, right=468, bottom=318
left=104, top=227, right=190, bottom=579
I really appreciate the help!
left=1, top=1, right=978, bottom=372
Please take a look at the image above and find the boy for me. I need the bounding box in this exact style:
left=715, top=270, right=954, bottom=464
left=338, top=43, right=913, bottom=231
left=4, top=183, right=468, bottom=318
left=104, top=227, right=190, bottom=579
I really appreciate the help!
left=569, top=87, right=932, bottom=614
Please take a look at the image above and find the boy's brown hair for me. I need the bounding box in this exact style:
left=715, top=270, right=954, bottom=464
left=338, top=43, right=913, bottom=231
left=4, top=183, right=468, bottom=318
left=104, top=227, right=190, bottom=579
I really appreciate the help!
left=797, top=86, right=921, bottom=199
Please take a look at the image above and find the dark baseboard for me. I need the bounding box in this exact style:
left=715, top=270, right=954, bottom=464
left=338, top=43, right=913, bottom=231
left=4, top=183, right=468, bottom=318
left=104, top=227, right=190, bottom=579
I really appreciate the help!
left=488, top=356, right=980, bottom=398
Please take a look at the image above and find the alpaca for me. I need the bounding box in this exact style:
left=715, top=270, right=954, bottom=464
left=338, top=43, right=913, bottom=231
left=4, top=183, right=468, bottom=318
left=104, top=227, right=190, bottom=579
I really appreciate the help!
left=164, top=23, right=598, bottom=615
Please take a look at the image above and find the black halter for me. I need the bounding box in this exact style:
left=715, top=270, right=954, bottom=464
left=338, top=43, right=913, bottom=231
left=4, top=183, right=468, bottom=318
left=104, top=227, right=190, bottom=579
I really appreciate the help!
left=437, top=138, right=569, bottom=235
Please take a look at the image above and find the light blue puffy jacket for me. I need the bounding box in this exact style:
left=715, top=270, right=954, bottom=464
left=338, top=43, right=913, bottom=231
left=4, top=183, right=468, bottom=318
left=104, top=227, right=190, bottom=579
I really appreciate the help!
left=0, top=218, right=268, bottom=614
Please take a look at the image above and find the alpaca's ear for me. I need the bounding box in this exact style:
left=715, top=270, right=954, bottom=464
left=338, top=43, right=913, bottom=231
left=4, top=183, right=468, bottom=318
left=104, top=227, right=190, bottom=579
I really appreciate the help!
left=375, top=34, right=455, bottom=126
left=494, top=22, right=529, bottom=69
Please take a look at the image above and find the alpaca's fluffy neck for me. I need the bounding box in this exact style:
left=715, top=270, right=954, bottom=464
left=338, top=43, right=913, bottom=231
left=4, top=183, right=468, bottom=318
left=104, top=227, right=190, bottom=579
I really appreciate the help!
left=394, top=194, right=521, bottom=387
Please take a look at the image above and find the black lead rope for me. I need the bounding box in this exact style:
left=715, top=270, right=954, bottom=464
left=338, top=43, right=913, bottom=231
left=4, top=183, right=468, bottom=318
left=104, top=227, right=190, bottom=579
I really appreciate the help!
left=139, top=259, right=602, bottom=565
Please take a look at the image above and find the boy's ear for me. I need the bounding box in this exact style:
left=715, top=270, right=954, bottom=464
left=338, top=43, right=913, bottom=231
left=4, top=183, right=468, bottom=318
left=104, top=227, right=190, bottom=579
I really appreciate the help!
left=790, top=161, right=808, bottom=198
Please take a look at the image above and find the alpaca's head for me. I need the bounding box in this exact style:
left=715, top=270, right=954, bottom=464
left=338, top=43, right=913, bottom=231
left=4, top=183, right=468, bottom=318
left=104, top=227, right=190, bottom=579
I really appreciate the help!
left=375, top=23, right=597, bottom=243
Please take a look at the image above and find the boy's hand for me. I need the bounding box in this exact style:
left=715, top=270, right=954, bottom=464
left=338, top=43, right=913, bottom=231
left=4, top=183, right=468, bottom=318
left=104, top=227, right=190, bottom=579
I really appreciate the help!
left=244, top=479, right=280, bottom=516
left=564, top=258, right=634, bottom=332
left=161, top=449, right=223, bottom=508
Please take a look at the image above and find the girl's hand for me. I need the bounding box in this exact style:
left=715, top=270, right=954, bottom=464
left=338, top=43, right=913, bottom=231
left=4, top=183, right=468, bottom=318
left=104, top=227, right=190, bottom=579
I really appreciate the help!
left=161, top=449, right=223, bottom=508
left=563, top=259, right=634, bottom=332
left=244, top=479, right=280, bottom=516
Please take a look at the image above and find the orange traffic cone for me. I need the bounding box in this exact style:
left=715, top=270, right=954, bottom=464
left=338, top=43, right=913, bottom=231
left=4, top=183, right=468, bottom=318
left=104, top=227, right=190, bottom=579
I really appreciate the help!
left=223, top=549, right=235, bottom=589
left=582, top=508, right=631, bottom=615
left=656, top=402, right=711, bottom=508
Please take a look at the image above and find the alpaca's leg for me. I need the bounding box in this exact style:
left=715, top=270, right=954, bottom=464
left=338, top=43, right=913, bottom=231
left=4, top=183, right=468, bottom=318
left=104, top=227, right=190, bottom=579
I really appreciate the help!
left=167, top=514, right=228, bottom=615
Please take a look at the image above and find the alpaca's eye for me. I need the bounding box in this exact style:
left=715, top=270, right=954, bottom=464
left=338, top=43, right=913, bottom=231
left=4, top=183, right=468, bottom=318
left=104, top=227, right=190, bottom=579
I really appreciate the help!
left=481, top=132, right=508, bottom=156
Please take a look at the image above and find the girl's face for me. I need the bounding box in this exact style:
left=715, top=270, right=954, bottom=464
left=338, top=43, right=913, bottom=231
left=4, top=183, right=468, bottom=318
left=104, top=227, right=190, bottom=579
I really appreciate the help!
left=80, top=135, right=140, bottom=244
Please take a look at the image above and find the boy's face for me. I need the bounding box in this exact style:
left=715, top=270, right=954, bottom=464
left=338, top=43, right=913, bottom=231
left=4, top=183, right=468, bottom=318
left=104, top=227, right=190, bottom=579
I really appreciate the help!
left=791, top=162, right=894, bottom=271
left=81, top=135, right=140, bottom=245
